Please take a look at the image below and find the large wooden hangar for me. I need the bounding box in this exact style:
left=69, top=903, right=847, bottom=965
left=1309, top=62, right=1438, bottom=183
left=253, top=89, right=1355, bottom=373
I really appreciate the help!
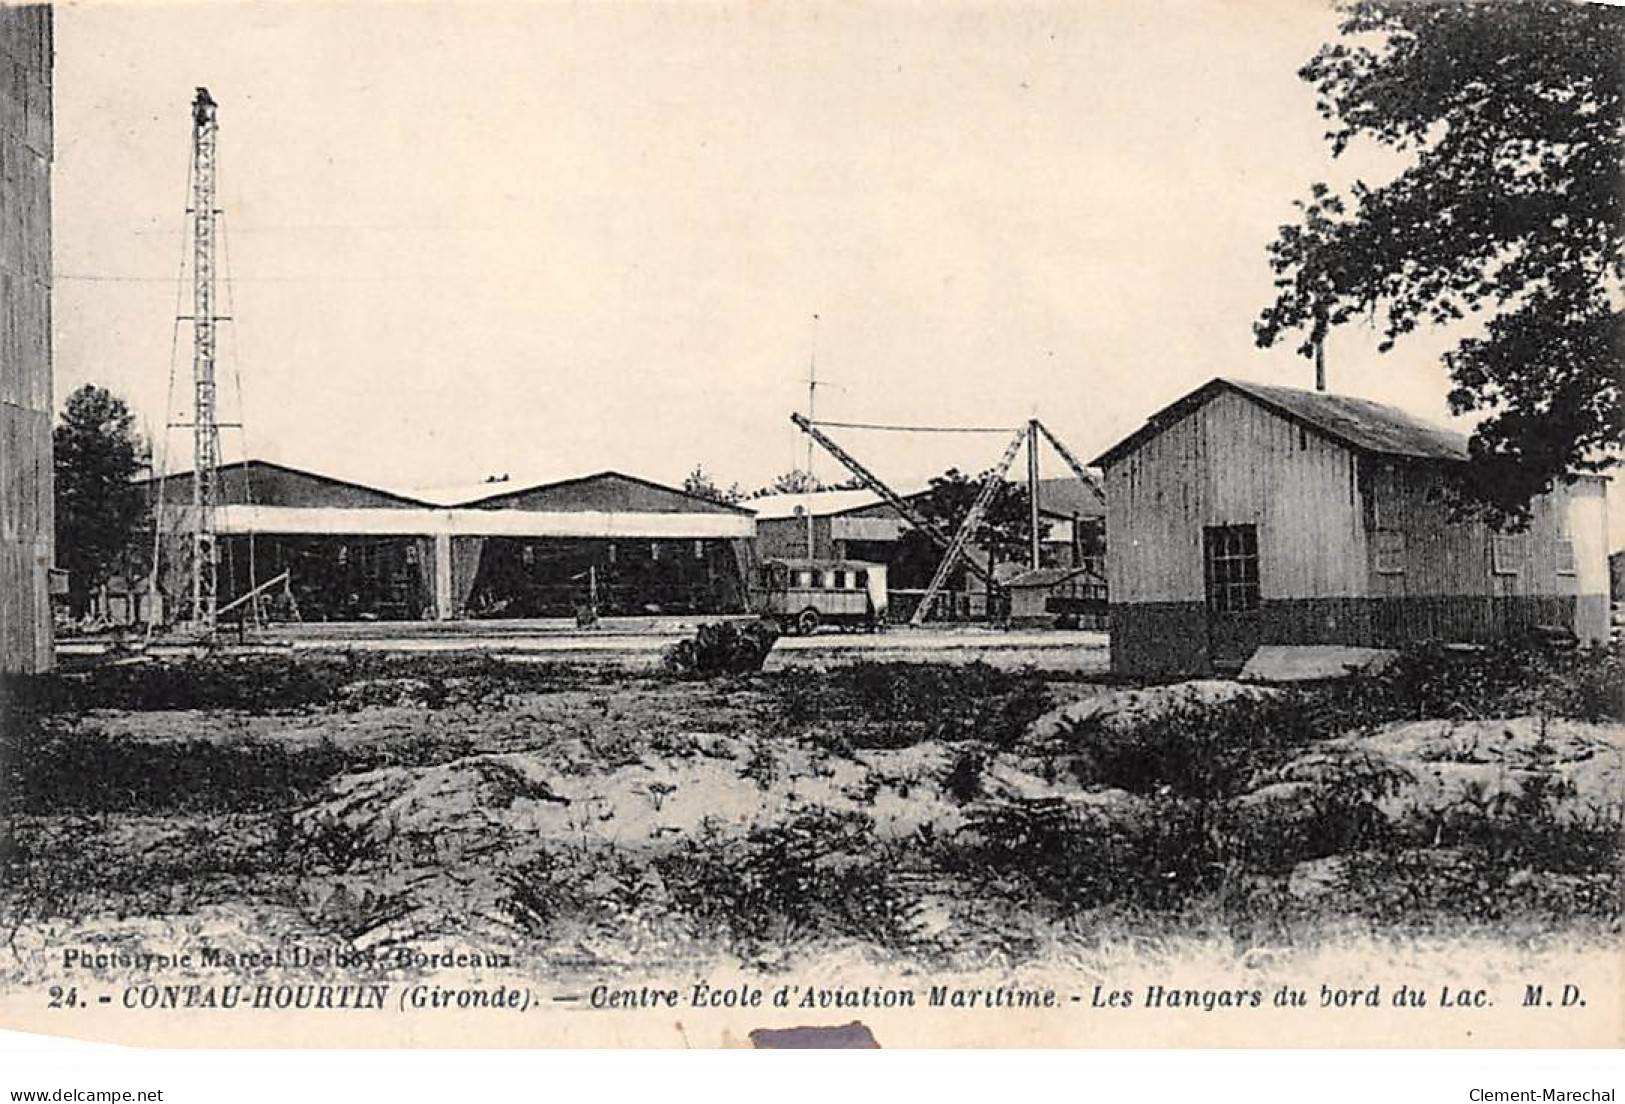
left=1093, top=377, right=1610, bottom=677
left=143, top=461, right=756, bottom=622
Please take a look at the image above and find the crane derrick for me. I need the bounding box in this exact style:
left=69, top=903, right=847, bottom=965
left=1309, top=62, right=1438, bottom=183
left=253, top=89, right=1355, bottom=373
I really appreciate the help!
left=188, top=87, right=221, bottom=635
left=791, top=414, right=975, bottom=569
left=791, top=408, right=1104, bottom=626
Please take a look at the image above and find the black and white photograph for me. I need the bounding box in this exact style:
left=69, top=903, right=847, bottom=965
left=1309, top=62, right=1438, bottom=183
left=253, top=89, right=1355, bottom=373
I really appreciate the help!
left=0, top=0, right=1621, bottom=1076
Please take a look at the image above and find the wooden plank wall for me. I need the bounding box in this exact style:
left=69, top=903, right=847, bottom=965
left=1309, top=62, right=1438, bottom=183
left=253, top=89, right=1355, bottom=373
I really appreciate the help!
left=1103, top=385, right=1612, bottom=651
left=1364, top=467, right=1605, bottom=598
left=756, top=515, right=832, bottom=560
left=1104, top=389, right=1367, bottom=604
left=0, top=5, right=51, bottom=673
left=1366, top=464, right=1610, bottom=641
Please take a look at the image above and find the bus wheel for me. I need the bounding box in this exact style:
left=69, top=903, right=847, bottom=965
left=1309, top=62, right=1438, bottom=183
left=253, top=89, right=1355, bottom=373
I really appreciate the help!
left=796, top=608, right=820, bottom=636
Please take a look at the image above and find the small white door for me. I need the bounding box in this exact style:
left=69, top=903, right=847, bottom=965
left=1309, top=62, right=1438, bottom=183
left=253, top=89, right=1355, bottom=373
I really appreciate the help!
left=864, top=564, right=888, bottom=621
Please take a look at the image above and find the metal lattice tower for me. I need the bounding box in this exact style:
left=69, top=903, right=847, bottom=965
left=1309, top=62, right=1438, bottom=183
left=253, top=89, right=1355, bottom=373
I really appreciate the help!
left=188, top=87, right=221, bottom=635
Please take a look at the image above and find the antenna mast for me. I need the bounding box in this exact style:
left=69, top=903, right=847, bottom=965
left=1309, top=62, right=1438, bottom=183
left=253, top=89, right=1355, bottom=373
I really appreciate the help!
left=188, top=87, right=221, bottom=635
left=805, top=313, right=819, bottom=480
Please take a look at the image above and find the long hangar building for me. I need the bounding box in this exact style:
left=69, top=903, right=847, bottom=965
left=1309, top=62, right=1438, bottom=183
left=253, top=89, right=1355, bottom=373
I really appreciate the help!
left=146, top=461, right=756, bottom=621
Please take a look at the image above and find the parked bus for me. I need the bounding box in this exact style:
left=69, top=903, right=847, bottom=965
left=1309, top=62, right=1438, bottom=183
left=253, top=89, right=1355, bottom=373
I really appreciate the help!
left=753, top=558, right=888, bottom=635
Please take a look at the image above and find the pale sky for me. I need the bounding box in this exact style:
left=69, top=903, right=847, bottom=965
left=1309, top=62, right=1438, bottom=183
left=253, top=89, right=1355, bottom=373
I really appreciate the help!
left=54, top=0, right=1612, bottom=539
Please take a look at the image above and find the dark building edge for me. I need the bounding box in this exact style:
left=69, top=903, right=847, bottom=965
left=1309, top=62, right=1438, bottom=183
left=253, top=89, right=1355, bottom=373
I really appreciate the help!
left=1111, top=594, right=1608, bottom=678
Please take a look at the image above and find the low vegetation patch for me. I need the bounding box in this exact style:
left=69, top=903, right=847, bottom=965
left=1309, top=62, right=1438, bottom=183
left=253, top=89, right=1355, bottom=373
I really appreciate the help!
left=2, top=642, right=1618, bottom=966
left=653, top=809, right=919, bottom=951
left=1335, top=771, right=1624, bottom=926
left=1318, top=640, right=1625, bottom=727
left=1060, top=693, right=1318, bottom=801
left=769, top=661, right=1053, bottom=751
left=10, top=726, right=476, bottom=815
left=14, top=651, right=601, bottom=715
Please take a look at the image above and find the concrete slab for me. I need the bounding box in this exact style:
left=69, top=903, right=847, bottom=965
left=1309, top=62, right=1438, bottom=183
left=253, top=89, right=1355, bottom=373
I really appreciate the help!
left=1239, top=644, right=1397, bottom=683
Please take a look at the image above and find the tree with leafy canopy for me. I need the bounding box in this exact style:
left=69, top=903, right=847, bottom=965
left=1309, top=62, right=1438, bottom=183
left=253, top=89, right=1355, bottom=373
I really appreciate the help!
left=682, top=464, right=742, bottom=505
left=748, top=468, right=864, bottom=498
left=750, top=468, right=823, bottom=497
left=1255, top=0, right=1623, bottom=524
left=53, top=385, right=150, bottom=618
left=893, top=468, right=1042, bottom=588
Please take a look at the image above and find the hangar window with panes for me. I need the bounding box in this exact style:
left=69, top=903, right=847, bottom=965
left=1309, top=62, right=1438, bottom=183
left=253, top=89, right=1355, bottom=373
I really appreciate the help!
left=1374, top=531, right=1406, bottom=575
left=1491, top=534, right=1525, bottom=576
left=1203, top=524, right=1259, bottom=613
left=1555, top=538, right=1577, bottom=577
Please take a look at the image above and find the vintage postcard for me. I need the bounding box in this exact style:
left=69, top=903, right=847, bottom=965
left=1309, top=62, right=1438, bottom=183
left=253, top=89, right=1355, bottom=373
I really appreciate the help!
left=0, top=0, right=1621, bottom=1054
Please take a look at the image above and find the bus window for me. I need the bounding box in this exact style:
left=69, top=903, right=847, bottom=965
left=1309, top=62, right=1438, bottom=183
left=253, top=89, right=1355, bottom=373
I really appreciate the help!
left=854, top=570, right=867, bottom=589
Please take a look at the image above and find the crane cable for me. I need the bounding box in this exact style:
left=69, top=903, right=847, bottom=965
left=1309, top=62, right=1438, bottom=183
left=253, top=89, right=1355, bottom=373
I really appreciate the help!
left=809, top=419, right=1016, bottom=435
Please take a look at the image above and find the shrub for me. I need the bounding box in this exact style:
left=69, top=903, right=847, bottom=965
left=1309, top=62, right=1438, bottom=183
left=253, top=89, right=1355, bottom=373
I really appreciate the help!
left=15, top=729, right=354, bottom=814
left=1335, top=773, right=1624, bottom=924
left=942, top=748, right=986, bottom=803
left=940, top=747, right=1414, bottom=919
left=1224, top=751, right=1412, bottom=873
left=2, top=814, right=297, bottom=924
left=290, top=809, right=386, bottom=873
left=663, top=620, right=780, bottom=678
left=499, top=848, right=589, bottom=937
left=653, top=809, right=916, bottom=948
left=1062, top=694, right=1321, bottom=802
left=499, top=844, right=660, bottom=938
left=941, top=796, right=1220, bottom=913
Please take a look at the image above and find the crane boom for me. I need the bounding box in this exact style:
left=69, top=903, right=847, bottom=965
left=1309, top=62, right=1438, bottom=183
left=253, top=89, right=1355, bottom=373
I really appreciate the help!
left=1034, top=420, right=1101, bottom=490
left=790, top=413, right=998, bottom=590
left=909, top=425, right=1026, bottom=625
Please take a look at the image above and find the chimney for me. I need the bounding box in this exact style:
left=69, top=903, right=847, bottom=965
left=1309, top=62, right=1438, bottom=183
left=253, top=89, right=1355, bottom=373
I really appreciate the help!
left=1313, top=300, right=1329, bottom=392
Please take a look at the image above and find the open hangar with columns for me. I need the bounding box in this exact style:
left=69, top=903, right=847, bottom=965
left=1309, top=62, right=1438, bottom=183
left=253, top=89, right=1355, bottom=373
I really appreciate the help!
left=144, top=460, right=756, bottom=622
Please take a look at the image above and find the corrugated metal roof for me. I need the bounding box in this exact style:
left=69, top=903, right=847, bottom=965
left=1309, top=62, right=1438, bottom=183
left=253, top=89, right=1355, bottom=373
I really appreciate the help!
left=139, top=459, right=437, bottom=508
left=1035, top=476, right=1106, bottom=518
left=456, top=470, right=753, bottom=514
left=404, top=478, right=538, bottom=508
left=1092, top=377, right=1471, bottom=468
left=1225, top=379, right=1469, bottom=462
left=755, top=474, right=1106, bottom=521
left=146, top=460, right=750, bottom=513
left=385, top=466, right=638, bottom=507
left=748, top=488, right=902, bottom=520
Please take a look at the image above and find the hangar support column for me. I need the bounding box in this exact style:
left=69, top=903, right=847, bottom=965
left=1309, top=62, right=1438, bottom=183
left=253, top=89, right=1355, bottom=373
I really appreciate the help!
left=433, top=532, right=453, bottom=620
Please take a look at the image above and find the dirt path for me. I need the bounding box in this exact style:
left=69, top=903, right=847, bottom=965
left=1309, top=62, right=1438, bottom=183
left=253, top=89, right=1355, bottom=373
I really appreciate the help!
left=61, top=626, right=1111, bottom=673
